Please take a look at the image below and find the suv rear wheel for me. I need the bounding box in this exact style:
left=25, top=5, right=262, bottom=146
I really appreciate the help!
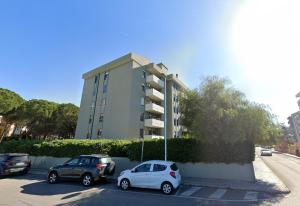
left=161, top=182, right=173, bottom=195
left=82, top=173, right=94, bottom=187
left=48, top=171, right=58, bottom=184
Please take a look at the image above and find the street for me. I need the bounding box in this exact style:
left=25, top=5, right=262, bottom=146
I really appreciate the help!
left=1, top=153, right=299, bottom=206
left=259, top=153, right=300, bottom=206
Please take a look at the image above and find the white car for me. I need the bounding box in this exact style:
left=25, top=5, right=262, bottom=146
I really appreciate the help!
left=117, top=160, right=181, bottom=195
left=261, top=149, right=272, bottom=156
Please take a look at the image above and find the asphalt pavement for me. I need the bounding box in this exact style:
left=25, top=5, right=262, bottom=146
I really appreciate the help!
left=1, top=153, right=299, bottom=206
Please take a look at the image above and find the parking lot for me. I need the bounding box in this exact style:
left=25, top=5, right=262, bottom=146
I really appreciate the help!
left=0, top=172, right=284, bottom=206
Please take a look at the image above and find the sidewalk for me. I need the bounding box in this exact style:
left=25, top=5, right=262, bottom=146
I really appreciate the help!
left=182, top=156, right=290, bottom=194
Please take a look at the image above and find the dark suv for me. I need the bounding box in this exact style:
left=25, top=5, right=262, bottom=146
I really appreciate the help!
left=0, top=153, right=31, bottom=176
left=48, top=154, right=116, bottom=186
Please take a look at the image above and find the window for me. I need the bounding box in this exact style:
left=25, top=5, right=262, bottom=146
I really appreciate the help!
left=78, top=157, right=91, bottom=166
left=173, top=107, right=176, bottom=113
left=177, top=119, right=179, bottom=126
left=104, top=72, right=109, bottom=80
left=135, top=163, right=151, bottom=172
left=66, top=158, right=79, bottom=166
left=89, top=116, right=92, bottom=124
left=11, top=155, right=28, bottom=162
left=153, top=164, right=167, bottom=172
left=140, top=113, right=144, bottom=121
left=103, top=84, right=108, bottom=93
left=141, top=98, right=144, bottom=105
left=99, top=115, right=104, bottom=122
left=94, top=76, right=98, bottom=83
left=90, top=158, right=100, bottom=165
left=174, top=118, right=176, bottom=126
left=170, top=163, right=179, bottom=171
left=140, top=129, right=144, bottom=138
left=143, top=70, right=146, bottom=78
left=97, top=129, right=102, bottom=136
left=141, top=84, right=145, bottom=92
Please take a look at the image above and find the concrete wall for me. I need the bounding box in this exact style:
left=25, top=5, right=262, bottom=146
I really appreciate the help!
left=29, top=156, right=255, bottom=182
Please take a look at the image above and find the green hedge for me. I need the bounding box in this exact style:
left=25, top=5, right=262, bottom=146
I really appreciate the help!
left=0, top=138, right=254, bottom=164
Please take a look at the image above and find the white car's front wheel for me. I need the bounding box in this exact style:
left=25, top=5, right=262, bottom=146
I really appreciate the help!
left=120, top=178, right=130, bottom=190
left=161, top=182, right=173, bottom=195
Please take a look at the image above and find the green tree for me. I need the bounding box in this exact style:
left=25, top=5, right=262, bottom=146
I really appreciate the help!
left=7, top=99, right=58, bottom=138
left=51, top=103, right=79, bottom=138
left=0, top=88, right=25, bottom=115
left=179, top=76, right=282, bottom=144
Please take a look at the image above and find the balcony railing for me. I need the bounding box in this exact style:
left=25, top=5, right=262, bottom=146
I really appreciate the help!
left=144, top=119, right=164, bottom=128
left=146, top=63, right=167, bottom=76
left=144, top=134, right=164, bottom=139
left=146, top=88, right=164, bottom=101
left=146, top=75, right=164, bottom=89
left=145, top=102, right=164, bottom=114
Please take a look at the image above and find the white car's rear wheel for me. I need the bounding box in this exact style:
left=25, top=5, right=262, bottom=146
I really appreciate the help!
left=161, top=182, right=173, bottom=195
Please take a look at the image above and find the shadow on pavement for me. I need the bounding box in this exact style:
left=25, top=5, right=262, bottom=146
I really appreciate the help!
left=20, top=180, right=92, bottom=196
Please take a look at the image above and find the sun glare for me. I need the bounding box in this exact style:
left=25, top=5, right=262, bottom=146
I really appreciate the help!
left=232, top=0, right=300, bottom=80
left=231, top=0, right=300, bottom=121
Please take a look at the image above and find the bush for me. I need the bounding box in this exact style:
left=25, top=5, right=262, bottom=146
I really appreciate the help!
left=127, top=138, right=254, bottom=164
left=0, top=138, right=254, bottom=164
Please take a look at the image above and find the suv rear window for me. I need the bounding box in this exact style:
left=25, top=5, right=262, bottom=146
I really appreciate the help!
left=100, top=157, right=112, bottom=164
left=170, top=163, right=178, bottom=171
left=11, top=155, right=28, bottom=162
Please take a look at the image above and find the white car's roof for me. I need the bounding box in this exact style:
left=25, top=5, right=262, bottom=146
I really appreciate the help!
left=142, top=160, right=175, bottom=165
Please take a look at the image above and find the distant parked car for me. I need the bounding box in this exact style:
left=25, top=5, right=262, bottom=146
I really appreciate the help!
left=261, top=149, right=272, bottom=156
left=118, top=160, right=181, bottom=195
left=48, top=154, right=115, bottom=186
left=0, top=153, right=31, bottom=176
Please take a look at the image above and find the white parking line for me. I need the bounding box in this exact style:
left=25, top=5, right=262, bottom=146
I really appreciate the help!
left=180, top=187, right=201, bottom=196
left=244, top=191, right=258, bottom=201
left=208, top=189, right=227, bottom=199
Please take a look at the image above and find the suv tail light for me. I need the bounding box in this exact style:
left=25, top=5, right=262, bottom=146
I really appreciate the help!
left=170, top=171, right=176, bottom=179
left=96, top=163, right=107, bottom=170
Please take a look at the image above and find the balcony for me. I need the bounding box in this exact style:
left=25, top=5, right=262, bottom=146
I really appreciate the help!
left=146, top=75, right=164, bottom=89
left=144, top=119, right=164, bottom=128
left=146, top=88, right=164, bottom=101
left=146, top=63, right=167, bottom=76
left=144, top=135, right=164, bottom=139
left=145, top=103, right=164, bottom=114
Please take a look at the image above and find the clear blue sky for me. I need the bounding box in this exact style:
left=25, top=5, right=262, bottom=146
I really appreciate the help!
left=0, top=0, right=299, bottom=123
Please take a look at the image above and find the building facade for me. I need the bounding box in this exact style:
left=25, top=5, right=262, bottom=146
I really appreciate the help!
left=75, top=53, right=187, bottom=139
left=288, top=111, right=300, bottom=143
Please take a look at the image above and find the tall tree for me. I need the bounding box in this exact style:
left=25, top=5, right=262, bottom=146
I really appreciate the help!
left=179, top=76, right=282, bottom=144
left=51, top=103, right=79, bottom=138
left=0, top=88, right=25, bottom=115
left=7, top=99, right=58, bottom=138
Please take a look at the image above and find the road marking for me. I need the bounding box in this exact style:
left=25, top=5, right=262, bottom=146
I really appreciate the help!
left=208, top=189, right=227, bottom=199
left=244, top=191, right=258, bottom=200
left=180, top=187, right=201, bottom=196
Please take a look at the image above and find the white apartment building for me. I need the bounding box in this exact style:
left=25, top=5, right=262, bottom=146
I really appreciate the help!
left=75, top=53, right=187, bottom=139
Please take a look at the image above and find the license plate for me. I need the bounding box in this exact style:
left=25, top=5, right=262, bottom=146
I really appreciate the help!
left=16, top=162, right=25, bottom=166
